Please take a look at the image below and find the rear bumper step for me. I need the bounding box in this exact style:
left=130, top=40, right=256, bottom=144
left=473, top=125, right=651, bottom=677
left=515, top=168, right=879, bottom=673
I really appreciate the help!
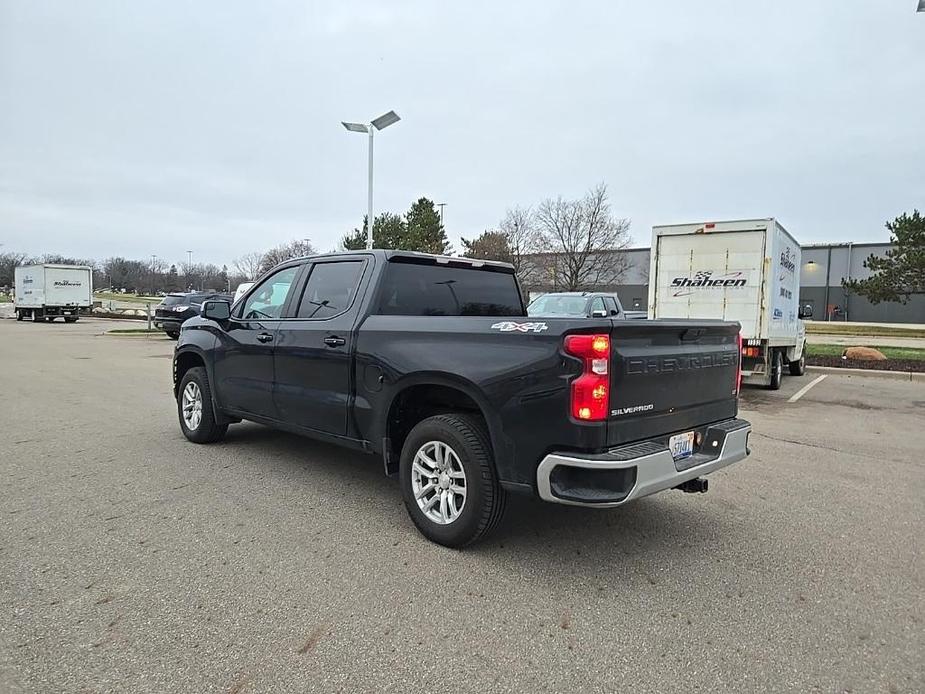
left=536, top=418, right=751, bottom=507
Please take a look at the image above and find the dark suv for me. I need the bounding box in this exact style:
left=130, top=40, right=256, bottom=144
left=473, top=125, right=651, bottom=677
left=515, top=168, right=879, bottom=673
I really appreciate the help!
left=154, top=292, right=232, bottom=339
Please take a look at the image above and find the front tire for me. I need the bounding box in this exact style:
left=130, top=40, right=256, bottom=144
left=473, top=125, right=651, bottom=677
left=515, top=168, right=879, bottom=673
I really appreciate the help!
left=399, top=413, right=506, bottom=548
left=789, top=353, right=806, bottom=376
left=767, top=350, right=783, bottom=390
left=177, top=366, right=228, bottom=443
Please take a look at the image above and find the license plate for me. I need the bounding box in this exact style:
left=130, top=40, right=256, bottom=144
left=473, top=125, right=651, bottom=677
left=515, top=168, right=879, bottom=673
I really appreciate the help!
left=669, top=431, right=695, bottom=460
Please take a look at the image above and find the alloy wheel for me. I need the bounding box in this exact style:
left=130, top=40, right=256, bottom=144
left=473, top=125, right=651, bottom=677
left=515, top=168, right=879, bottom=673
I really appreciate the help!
left=410, top=440, right=467, bottom=525
left=181, top=381, right=203, bottom=431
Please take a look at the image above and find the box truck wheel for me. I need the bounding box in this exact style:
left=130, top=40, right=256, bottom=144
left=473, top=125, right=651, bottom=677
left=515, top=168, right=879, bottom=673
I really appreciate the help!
left=767, top=350, right=783, bottom=390
left=64, top=317, right=78, bottom=323
left=31, top=310, right=43, bottom=322
left=789, top=353, right=806, bottom=376
left=16, top=310, right=24, bottom=321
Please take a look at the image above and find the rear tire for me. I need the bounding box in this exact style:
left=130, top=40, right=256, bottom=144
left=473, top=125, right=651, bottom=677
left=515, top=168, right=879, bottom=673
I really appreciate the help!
left=399, top=413, right=506, bottom=548
left=31, top=310, right=43, bottom=323
left=767, top=350, right=783, bottom=390
left=166, top=331, right=180, bottom=340
left=16, top=310, right=23, bottom=321
left=177, top=366, right=228, bottom=443
left=64, top=317, right=78, bottom=323
left=789, top=353, right=806, bottom=376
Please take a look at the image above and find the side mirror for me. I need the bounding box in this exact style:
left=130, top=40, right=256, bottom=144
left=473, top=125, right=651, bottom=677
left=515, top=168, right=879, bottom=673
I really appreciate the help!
left=202, top=299, right=231, bottom=321
left=798, top=304, right=813, bottom=319
left=591, top=309, right=607, bottom=318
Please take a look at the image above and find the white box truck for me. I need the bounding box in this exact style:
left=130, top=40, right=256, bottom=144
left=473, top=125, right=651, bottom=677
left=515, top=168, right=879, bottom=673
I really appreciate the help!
left=14, top=264, right=93, bottom=323
left=648, top=219, right=811, bottom=389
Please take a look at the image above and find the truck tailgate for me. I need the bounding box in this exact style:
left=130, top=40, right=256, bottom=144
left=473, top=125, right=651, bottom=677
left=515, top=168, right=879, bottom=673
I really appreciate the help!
left=607, top=320, right=739, bottom=447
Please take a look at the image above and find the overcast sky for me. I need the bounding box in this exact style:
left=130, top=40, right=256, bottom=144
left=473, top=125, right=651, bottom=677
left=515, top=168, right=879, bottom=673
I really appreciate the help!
left=1, top=1, right=923, bottom=267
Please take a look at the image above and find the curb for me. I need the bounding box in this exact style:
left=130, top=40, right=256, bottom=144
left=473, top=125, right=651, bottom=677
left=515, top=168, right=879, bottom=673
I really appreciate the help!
left=103, top=331, right=170, bottom=339
left=806, top=365, right=924, bottom=382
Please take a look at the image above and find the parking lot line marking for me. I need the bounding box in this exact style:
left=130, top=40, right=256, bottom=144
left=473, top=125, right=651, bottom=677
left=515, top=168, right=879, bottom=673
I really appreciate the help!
left=788, top=374, right=828, bottom=403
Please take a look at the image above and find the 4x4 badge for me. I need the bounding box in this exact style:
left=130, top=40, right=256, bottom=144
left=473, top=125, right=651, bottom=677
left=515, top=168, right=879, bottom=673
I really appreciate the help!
left=490, top=321, right=549, bottom=333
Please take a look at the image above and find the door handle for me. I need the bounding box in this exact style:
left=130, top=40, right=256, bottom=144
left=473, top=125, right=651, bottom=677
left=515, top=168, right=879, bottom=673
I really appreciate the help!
left=323, top=336, right=346, bottom=347
left=256, top=332, right=274, bottom=343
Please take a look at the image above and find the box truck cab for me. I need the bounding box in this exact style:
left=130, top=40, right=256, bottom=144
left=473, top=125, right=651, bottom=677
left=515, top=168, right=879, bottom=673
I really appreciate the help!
left=648, top=219, right=810, bottom=390
left=14, top=264, right=93, bottom=323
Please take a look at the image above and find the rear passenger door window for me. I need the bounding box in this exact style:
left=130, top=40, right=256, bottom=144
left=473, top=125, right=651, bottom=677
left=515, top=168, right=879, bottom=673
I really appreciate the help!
left=604, top=297, right=620, bottom=316
left=589, top=297, right=606, bottom=317
left=296, top=261, right=364, bottom=319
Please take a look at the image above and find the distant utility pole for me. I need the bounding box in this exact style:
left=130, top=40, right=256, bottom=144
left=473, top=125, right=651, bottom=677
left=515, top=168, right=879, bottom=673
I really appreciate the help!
left=151, top=254, right=157, bottom=295
left=186, top=250, right=193, bottom=290
left=438, top=203, right=447, bottom=227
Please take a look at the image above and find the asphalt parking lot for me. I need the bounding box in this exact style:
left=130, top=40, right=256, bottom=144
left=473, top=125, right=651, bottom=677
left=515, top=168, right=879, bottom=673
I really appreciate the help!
left=1, top=319, right=922, bottom=693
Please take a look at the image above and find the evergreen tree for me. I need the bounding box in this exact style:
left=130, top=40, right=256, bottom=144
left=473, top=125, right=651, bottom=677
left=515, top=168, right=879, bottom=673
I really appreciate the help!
left=844, top=210, right=924, bottom=304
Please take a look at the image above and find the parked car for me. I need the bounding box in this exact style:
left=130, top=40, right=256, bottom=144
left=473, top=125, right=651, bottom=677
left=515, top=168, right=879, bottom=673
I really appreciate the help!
left=528, top=291, right=647, bottom=320
left=154, top=292, right=232, bottom=339
left=172, top=251, right=749, bottom=547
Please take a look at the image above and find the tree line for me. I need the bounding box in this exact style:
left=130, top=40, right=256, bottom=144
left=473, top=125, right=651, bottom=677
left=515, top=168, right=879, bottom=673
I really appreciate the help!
left=341, top=185, right=634, bottom=292
left=0, top=185, right=631, bottom=296
left=0, top=243, right=301, bottom=296
left=3, top=196, right=917, bottom=306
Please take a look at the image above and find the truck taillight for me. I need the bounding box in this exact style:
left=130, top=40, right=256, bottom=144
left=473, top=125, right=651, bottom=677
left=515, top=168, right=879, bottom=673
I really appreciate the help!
left=735, top=331, right=743, bottom=395
left=564, top=334, right=610, bottom=421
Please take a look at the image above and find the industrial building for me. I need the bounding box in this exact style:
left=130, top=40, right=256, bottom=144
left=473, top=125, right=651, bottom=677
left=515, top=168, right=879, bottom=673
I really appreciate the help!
left=525, top=242, right=924, bottom=324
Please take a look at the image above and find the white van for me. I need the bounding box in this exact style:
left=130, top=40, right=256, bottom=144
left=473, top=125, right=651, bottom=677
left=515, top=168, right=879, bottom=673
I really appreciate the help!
left=648, top=219, right=811, bottom=389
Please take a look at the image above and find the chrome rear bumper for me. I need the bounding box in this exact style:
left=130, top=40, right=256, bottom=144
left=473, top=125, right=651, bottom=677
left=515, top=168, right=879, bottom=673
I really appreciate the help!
left=536, top=418, right=751, bottom=508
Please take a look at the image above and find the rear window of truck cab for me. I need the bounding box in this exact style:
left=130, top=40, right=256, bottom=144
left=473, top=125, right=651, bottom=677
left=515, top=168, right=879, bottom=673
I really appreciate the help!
left=375, top=261, right=523, bottom=317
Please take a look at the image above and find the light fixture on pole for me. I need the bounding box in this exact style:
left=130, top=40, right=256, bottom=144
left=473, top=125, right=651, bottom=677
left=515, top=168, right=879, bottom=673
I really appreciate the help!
left=342, top=110, right=401, bottom=250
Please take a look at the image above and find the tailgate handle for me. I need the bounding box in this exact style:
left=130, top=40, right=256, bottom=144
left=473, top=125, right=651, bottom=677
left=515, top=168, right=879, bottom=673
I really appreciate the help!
left=681, top=328, right=706, bottom=341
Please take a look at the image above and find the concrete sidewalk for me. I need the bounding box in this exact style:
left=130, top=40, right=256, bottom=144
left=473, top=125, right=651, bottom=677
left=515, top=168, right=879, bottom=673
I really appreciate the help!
left=808, top=334, right=925, bottom=348
left=805, top=320, right=925, bottom=330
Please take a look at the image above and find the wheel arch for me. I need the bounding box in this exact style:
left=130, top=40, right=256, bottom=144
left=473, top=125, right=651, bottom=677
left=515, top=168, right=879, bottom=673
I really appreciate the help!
left=381, top=373, right=501, bottom=473
left=173, top=347, right=207, bottom=396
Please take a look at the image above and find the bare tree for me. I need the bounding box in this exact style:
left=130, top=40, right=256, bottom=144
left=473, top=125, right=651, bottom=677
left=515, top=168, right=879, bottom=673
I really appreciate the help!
left=258, top=239, right=316, bottom=275
left=233, top=251, right=264, bottom=281
left=535, top=183, right=631, bottom=291
left=498, top=206, right=541, bottom=283
left=0, top=252, right=29, bottom=288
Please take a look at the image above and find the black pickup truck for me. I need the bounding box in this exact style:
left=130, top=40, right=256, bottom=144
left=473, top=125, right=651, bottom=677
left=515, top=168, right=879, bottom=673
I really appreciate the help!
left=173, top=251, right=750, bottom=547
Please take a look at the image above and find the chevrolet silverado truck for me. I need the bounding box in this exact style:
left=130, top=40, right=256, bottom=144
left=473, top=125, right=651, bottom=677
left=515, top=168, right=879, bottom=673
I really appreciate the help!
left=173, top=251, right=750, bottom=547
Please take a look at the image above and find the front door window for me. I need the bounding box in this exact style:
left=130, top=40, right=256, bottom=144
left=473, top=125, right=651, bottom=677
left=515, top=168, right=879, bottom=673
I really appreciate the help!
left=239, top=266, right=299, bottom=320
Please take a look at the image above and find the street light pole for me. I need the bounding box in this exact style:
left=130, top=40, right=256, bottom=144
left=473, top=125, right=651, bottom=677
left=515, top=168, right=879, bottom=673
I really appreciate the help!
left=186, top=250, right=193, bottom=290
left=342, top=110, right=401, bottom=251
left=367, top=127, right=375, bottom=250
